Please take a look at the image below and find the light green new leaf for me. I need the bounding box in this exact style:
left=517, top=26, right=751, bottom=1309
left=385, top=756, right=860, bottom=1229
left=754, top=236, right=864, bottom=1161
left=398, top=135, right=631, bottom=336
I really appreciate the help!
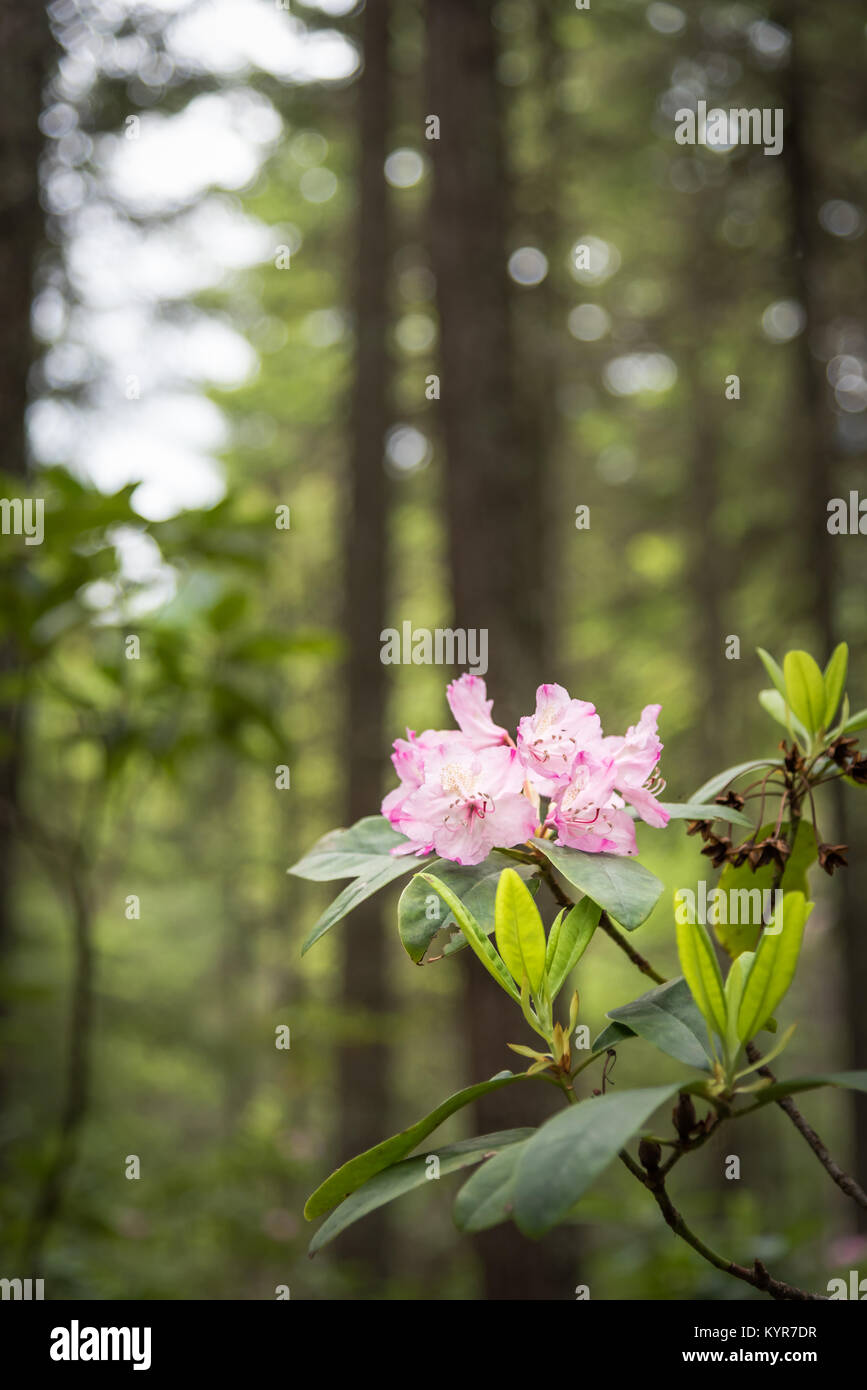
left=734, top=1022, right=796, bottom=1079
left=420, top=873, right=520, bottom=1003
left=724, top=951, right=753, bottom=1062
left=495, top=868, right=547, bottom=995
left=532, top=838, right=663, bottom=930
left=304, top=1073, right=531, bottom=1219
left=783, top=650, right=826, bottom=735
left=842, top=708, right=867, bottom=735
left=546, top=897, right=602, bottom=1000
left=737, top=893, right=812, bottom=1041
left=714, top=820, right=817, bottom=958
left=453, top=1140, right=529, bottom=1233
left=675, top=918, right=728, bottom=1043
left=310, top=1129, right=533, bottom=1253
left=544, top=908, right=566, bottom=975
left=823, top=642, right=848, bottom=729
left=513, top=1084, right=687, bottom=1236
left=758, top=689, right=810, bottom=746
left=757, top=647, right=787, bottom=700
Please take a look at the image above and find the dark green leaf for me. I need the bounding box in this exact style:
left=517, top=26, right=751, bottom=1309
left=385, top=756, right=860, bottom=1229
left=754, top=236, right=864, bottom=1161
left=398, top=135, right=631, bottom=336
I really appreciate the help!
left=605, top=977, right=713, bottom=1071
left=513, top=1084, right=684, bottom=1236
left=397, top=854, right=539, bottom=963
left=660, top=801, right=753, bottom=829
left=453, top=1139, right=529, bottom=1233
left=310, top=1130, right=533, bottom=1253
left=690, top=760, right=781, bottom=804
left=531, top=838, right=663, bottom=931
left=289, top=815, right=410, bottom=881
left=304, top=1072, right=532, bottom=1220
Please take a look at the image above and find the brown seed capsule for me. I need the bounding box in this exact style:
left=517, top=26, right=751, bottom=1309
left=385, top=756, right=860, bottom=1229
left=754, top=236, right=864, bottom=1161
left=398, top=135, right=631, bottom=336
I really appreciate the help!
left=673, top=1092, right=697, bottom=1141
left=638, top=1137, right=662, bottom=1172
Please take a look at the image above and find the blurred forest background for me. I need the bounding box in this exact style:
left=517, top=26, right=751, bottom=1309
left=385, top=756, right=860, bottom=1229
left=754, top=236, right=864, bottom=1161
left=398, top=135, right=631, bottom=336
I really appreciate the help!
left=0, top=0, right=865, bottom=1301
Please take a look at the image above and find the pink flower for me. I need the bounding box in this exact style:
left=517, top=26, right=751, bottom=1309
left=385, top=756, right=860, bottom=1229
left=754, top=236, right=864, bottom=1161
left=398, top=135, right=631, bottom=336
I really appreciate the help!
left=446, top=674, right=510, bottom=750
left=547, top=753, right=638, bottom=855
left=382, top=728, right=463, bottom=844
left=391, top=744, right=537, bottom=866
left=601, top=704, right=669, bottom=829
left=516, top=683, right=602, bottom=791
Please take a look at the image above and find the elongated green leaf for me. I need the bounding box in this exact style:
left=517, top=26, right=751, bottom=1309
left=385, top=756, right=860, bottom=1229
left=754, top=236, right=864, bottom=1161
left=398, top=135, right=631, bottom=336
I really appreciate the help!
left=590, top=1019, right=635, bottom=1051
left=513, top=1084, right=685, bottom=1236
left=675, top=918, right=727, bottom=1043
left=443, top=873, right=541, bottom=957
left=420, top=873, right=520, bottom=1003
left=691, top=760, right=781, bottom=804
left=757, top=647, right=787, bottom=700
left=290, top=816, right=410, bottom=880
left=397, top=855, right=537, bottom=963
left=546, top=896, right=601, bottom=999
left=453, top=1140, right=529, bottom=1233
left=823, top=642, right=849, bottom=729
left=305, top=1072, right=530, bottom=1219
left=784, top=650, right=826, bottom=735
left=310, top=1129, right=533, bottom=1253
left=734, top=1022, right=796, bottom=1079
left=495, top=868, right=547, bottom=994
left=531, top=838, right=662, bottom=931
left=737, top=893, right=811, bottom=1040
left=714, top=821, right=817, bottom=958
left=741, top=1071, right=867, bottom=1109
left=724, top=951, right=753, bottom=1063
left=544, top=908, right=566, bottom=974
left=300, top=857, right=419, bottom=955
left=605, top=976, right=713, bottom=1071
left=659, top=801, right=753, bottom=829
left=758, top=689, right=810, bottom=746
left=842, top=707, right=867, bottom=735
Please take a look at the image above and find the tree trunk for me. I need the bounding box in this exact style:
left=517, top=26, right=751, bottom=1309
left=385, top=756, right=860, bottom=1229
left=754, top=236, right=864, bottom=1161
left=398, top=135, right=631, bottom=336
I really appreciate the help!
left=427, top=0, right=574, bottom=1300
left=337, top=0, right=394, bottom=1284
left=0, top=0, right=53, bottom=1127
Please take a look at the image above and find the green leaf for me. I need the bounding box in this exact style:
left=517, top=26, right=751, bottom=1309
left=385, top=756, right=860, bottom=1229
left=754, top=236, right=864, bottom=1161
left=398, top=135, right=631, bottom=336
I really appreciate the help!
left=495, top=868, right=547, bottom=995
left=723, top=951, right=753, bottom=1063
left=675, top=918, right=727, bottom=1044
left=842, top=707, right=867, bottom=735
left=714, top=820, right=817, bottom=958
left=531, top=838, right=663, bottom=931
left=734, top=1022, right=796, bottom=1079
left=605, top=976, right=714, bottom=1071
left=304, top=1073, right=531, bottom=1220
left=739, top=1071, right=867, bottom=1109
left=513, top=1084, right=684, bottom=1236
left=420, top=873, right=521, bottom=1003
left=545, top=896, right=602, bottom=1000
left=453, top=1140, right=529, bottom=1233
left=758, top=689, right=810, bottom=746
left=737, top=892, right=812, bottom=1040
left=544, top=908, right=567, bottom=975
left=397, top=854, right=537, bottom=963
left=291, top=817, right=425, bottom=953
left=823, top=642, right=849, bottom=729
left=757, top=647, right=788, bottom=700
left=659, top=801, right=754, bottom=829
left=783, top=650, right=826, bottom=735
left=309, top=1129, right=533, bottom=1253
left=289, top=816, right=410, bottom=880
left=590, top=1019, right=635, bottom=1051
left=690, top=760, right=781, bottom=804
left=300, top=857, right=418, bottom=955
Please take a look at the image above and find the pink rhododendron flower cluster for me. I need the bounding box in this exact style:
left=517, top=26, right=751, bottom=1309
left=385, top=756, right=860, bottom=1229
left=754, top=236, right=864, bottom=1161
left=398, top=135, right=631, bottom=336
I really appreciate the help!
left=382, top=675, right=669, bottom=866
